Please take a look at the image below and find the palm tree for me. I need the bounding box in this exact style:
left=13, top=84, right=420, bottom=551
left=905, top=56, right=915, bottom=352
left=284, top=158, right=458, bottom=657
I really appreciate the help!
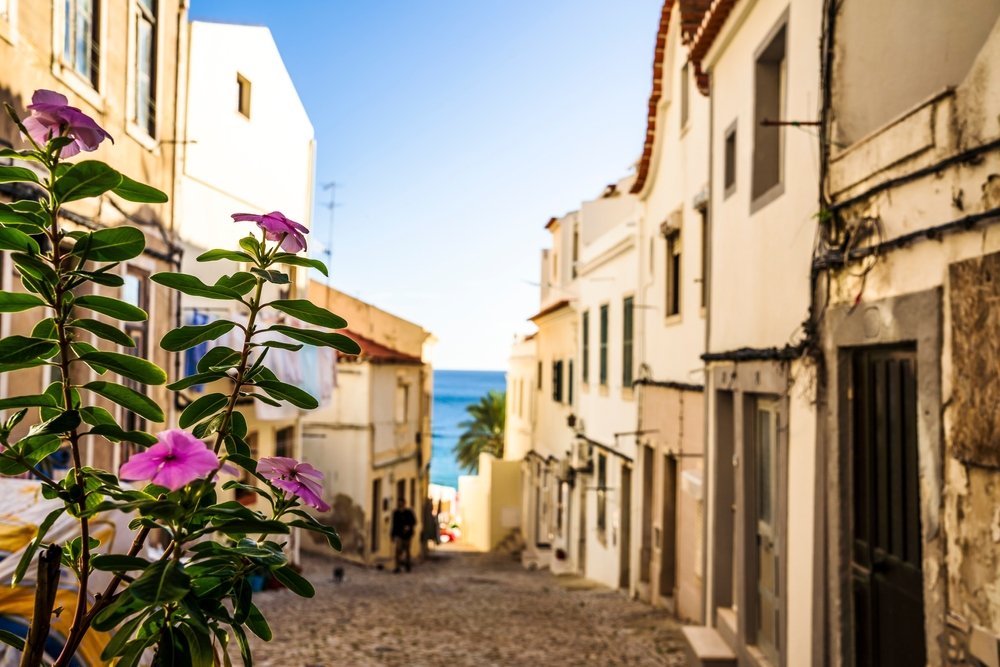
left=453, top=390, right=506, bottom=473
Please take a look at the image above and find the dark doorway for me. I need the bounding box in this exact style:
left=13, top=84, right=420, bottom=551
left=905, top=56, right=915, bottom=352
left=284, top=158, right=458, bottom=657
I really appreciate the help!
left=371, top=478, right=382, bottom=555
left=619, top=465, right=632, bottom=589
left=640, top=446, right=654, bottom=584
left=851, top=346, right=926, bottom=667
left=660, top=454, right=678, bottom=598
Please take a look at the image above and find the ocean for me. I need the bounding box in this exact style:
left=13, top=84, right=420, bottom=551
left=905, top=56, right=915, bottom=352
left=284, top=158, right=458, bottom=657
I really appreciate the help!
left=431, top=369, right=507, bottom=489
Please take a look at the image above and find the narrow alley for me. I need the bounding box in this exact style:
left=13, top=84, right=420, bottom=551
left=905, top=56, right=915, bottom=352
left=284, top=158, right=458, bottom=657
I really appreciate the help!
left=246, top=549, right=687, bottom=667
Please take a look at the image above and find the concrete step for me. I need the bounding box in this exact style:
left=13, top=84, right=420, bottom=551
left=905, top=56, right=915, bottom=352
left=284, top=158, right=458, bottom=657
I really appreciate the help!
left=681, top=626, right=737, bottom=667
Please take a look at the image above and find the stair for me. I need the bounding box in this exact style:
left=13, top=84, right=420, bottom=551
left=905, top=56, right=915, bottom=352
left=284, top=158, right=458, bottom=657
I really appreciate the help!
left=681, top=626, right=737, bottom=667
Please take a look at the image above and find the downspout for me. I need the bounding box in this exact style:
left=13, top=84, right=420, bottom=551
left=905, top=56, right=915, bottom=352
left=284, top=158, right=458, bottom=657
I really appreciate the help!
left=171, top=5, right=190, bottom=423
left=814, top=0, right=837, bottom=664
left=700, top=69, right=714, bottom=628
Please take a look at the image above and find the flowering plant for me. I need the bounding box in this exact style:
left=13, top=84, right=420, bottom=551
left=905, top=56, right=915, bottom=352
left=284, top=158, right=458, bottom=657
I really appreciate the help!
left=0, top=91, right=356, bottom=666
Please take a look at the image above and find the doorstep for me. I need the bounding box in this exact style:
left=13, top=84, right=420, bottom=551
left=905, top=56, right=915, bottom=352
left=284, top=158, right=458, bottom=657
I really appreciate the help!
left=681, top=625, right=737, bottom=667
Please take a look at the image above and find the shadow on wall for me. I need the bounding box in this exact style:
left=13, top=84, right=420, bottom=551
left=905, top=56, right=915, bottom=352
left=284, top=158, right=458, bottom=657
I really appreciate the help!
left=301, top=493, right=366, bottom=558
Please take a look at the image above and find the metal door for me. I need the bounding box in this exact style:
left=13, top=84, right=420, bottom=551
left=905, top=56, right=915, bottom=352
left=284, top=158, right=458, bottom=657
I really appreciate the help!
left=851, top=347, right=926, bottom=666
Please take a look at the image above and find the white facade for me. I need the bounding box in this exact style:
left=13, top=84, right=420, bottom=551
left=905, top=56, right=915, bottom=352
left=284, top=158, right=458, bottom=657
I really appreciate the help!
left=575, top=176, right=641, bottom=590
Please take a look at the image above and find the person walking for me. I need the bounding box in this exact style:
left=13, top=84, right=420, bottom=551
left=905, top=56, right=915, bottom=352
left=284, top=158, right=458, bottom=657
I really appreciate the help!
left=391, top=498, right=417, bottom=573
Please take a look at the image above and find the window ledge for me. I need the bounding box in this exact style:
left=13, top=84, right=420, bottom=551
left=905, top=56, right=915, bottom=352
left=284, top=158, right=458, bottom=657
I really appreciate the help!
left=51, top=62, right=104, bottom=113
left=621, top=387, right=635, bottom=401
left=664, top=313, right=683, bottom=326
left=599, top=385, right=609, bottom=397
left=125, top=122, right=160, bottom=155
left=750, top=182, right=785, bottom=215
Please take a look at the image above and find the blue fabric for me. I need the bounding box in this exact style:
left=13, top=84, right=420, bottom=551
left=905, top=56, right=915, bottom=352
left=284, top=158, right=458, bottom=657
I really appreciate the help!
left=184, top=310, right=211, bottom=392
left=299, top=345, right=321, bottom=400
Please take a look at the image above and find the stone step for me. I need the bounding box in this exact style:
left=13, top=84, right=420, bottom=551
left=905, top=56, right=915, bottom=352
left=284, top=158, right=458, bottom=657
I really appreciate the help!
left=681, top=626, right=737, bottom=667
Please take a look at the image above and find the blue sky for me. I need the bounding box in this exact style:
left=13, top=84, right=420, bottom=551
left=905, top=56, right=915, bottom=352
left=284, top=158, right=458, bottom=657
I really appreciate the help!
left=189, top=1, right=663, bottom=370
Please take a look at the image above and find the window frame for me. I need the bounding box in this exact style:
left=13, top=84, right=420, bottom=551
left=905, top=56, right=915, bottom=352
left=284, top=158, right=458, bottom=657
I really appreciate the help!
left=237, top=73, right=252, bottom=118
left=622, top=296, right=634, bottom=387
left=723, top=121, right=738, bottom=199
left=596, top=452, right=608, bottom=535
left=665, top=227, right=682, bottom=318
left=599, top=304, right=609, bottom=387
left=581, top=310, right=590, bottom=385
left=128, top=0, right=158, bottom=142
left=750, top=13, right=789, bottom=212
left=680, top=61, right=690, bottom=130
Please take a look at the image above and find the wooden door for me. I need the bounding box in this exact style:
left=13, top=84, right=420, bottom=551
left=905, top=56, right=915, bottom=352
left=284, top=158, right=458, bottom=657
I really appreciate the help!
left=620, top=465, right=632, bottom=589
left=754, top=399, right=780, bottom=663
left=851, top=347, right=926, bottom=667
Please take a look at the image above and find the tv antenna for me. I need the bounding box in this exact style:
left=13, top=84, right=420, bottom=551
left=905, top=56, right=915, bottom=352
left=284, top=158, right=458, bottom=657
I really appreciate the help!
left=321, top=181, right=342, bottom=285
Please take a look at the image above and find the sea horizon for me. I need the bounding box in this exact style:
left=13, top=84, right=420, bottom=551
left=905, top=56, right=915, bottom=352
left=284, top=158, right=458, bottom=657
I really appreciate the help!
left=430, top=368, right=507, bottom=490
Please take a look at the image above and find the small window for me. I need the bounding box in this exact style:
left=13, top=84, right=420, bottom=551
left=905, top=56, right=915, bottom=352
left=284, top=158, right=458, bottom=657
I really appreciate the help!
left=121, top=267, right=149, bottom=436
left=581, top=310, right=590, bottom=384
left=699, top=207, right=709, bottom=308
left=275, top=426, right=293, bottom=458
left=568, top=359, right=574, bottom=405
left=680, top=62, right=690, bottom=128
left=537, top=361, right=542, bottom=390
left=599, top=304, right=609, bottom=386
left=752, top=22, right=787, bottom=203
left=571, top=227, right=579, bottom=278
left=622, top=297, right=634, bottom=387
left=724, top=124, right=737, bottom=197
left=63, top=0, right=100, bottom=87
left=133, top=0, right=157, bottom=136
left=551, top=360, right=563, bottom=403
left=596, top=452, right=607, bottom=534
left=237, top=73, right=251, bottom=118
left=395, top=383, right=409, bottom=424
left=666, top=230, right=681, bottom=317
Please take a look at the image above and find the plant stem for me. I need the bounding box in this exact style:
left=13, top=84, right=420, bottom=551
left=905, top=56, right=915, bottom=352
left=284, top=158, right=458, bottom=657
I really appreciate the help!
left=18, top=544, right=62, bottom=667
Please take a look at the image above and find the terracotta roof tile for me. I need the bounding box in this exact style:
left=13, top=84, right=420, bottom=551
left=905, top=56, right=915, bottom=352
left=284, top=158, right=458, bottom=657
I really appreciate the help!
left=528, top=299, right=572, bottom=322
left=689, top=0, right=741, bottom=95
left=630, top=0, right=676, bottom=195
left=338, top=329, right=423, bottom=365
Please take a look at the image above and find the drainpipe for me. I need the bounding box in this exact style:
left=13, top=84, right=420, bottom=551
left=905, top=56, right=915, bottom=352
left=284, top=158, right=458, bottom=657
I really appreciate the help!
left=701, top=70, right=715, bottom=629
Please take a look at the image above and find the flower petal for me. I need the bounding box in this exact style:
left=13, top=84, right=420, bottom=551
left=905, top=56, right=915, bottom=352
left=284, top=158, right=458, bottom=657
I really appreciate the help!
left=30, top=89, right=69, bottom=108
left=232, top=213, right=264, bottom=223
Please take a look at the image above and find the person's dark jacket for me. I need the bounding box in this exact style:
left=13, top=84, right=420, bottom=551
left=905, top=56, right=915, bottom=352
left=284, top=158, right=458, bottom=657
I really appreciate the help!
left=391, top=507, right=417, bottom=539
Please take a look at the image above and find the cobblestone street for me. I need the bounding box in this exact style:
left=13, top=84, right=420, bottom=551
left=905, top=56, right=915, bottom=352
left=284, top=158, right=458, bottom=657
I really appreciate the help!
left=247, top=548, right=687, bottom=666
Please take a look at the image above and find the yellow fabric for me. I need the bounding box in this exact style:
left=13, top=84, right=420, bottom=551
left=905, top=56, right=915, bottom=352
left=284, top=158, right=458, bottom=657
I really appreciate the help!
left=0, top=586, right=110, bottom=666
left=0, top=524, right=37, bottom=554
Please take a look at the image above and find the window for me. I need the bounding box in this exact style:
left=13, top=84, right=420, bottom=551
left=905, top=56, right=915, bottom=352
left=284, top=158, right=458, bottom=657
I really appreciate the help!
left=133, top=0, right=156, bottom=136
left=397, top=479, right=407, bottom=507
left=724, top=123, right=737, bottom=197
left=552, top=360, right=563, bottom=403
left=121, top=267, right=148, bottom=436
left=237, top=73, right=251, bottom=118
left=699, top=207, right=709, bottom=308
left=395, top=383, right=409, bottom=424
left=599, top=304, right=609, bottom=386
left=597, top=452, right=607, bottom=534
left=571, top=227, right=579, bottom=278
left=666, top=229, right=681, bottom=317
left=63, top=0, right=99, bottom=87
left=680, top=62, right=690, bottom=128
left=275, top=426, right=293, bottom=458
left=568, top=359, right=574, bottom=406
left=537, top=361, right=542, bottom=390
left=752, top=22, right=787, bottom=203
left=581, top=310, right=590, bottom=384
left=753, top=399, right=781, bottom=663
left=623, top=297, right=634, bottom=387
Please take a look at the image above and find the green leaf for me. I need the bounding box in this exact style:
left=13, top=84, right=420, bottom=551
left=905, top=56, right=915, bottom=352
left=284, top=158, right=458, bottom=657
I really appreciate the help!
left=272, top=566, right=315, bottom=597
left=73, top=226, right=145, bottom=262
left=179, top=393, right=228, bottom=429
left=112, top=174, right=168, bottom=203
left=0, top=227, right=41, bottom=253
left=70, top=269, right=125, bottom=288
left=87, top=424, right=158, bottom=446
left=231, top=410, right=248, bottom=439
left=256, top=340, right=303, bottom=352
left=250, top=267, right=289, bottom=285
left=24, top=410, right=80, bottom=441
left=0, top=335, right=57, bottom=363
left=167, top=371, right=225, bottom=391
left=70, top=341, right=106, bottom=373
left=196, top=249, right=253, bottom=263
left=245, top=603, right=272, bottom=641
left=0, top=147, right=40, bottom=162
left=197, top=346, right=240, bottom=373
left=11, top=252, right=56, bottom=282
left=272, top=253, right=329, bottom=277
left=53, top=160, right=122, bottom=203
left=0, top=291, right=46, bottom=313
left=91, top=554, right=152, bottom=572
left=231, top=623, right=253, bottom=667
left=268, top=325, right=361, bottom=354
left=83, top=381, right=165, bottom=422
left=160, top=320, right=237, bottom=352
left=31, top=318, right=57, bottom=339
left=80, top=405, right=118, bottom=426
left=74, top=294, right=148, bottom=321
left=0, top=629, right=25, bottom=652
left=129, top=560, right=191, bottom=604
left=215, top=272, right=257, bottom=295
left=150, top=273, right=243, bottom=300
left=12, top=508, right=64, bottom=585
left=78, top=351, right=166, bottom=385
left=0, top=165, right=40, bottom=184
left=254, top=379, right=318, bottom=410
left=71, top=318, right=136, bottom=347
left=100, top=612, right=147, bottom=660
left=269, top=299, right=348, bottom=329
left=288, top=515, right=342, bottom=551
left=0, top=394, right=57, bottom=410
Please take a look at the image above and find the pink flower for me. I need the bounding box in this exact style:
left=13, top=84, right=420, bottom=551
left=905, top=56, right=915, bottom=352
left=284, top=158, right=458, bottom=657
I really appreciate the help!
left=257, top=456, right=330, bottom=511
left=22, top=89, right=113, bottom=158
left=119, top=429, right=220, bottom=491
left=231, top=211, right=309, bottom=253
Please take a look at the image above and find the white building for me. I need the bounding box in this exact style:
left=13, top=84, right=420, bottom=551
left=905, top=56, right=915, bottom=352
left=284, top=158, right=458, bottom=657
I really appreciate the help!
left=173, top=20, right=317, bottom=471
left=574, top=176, right=642, bottom=590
